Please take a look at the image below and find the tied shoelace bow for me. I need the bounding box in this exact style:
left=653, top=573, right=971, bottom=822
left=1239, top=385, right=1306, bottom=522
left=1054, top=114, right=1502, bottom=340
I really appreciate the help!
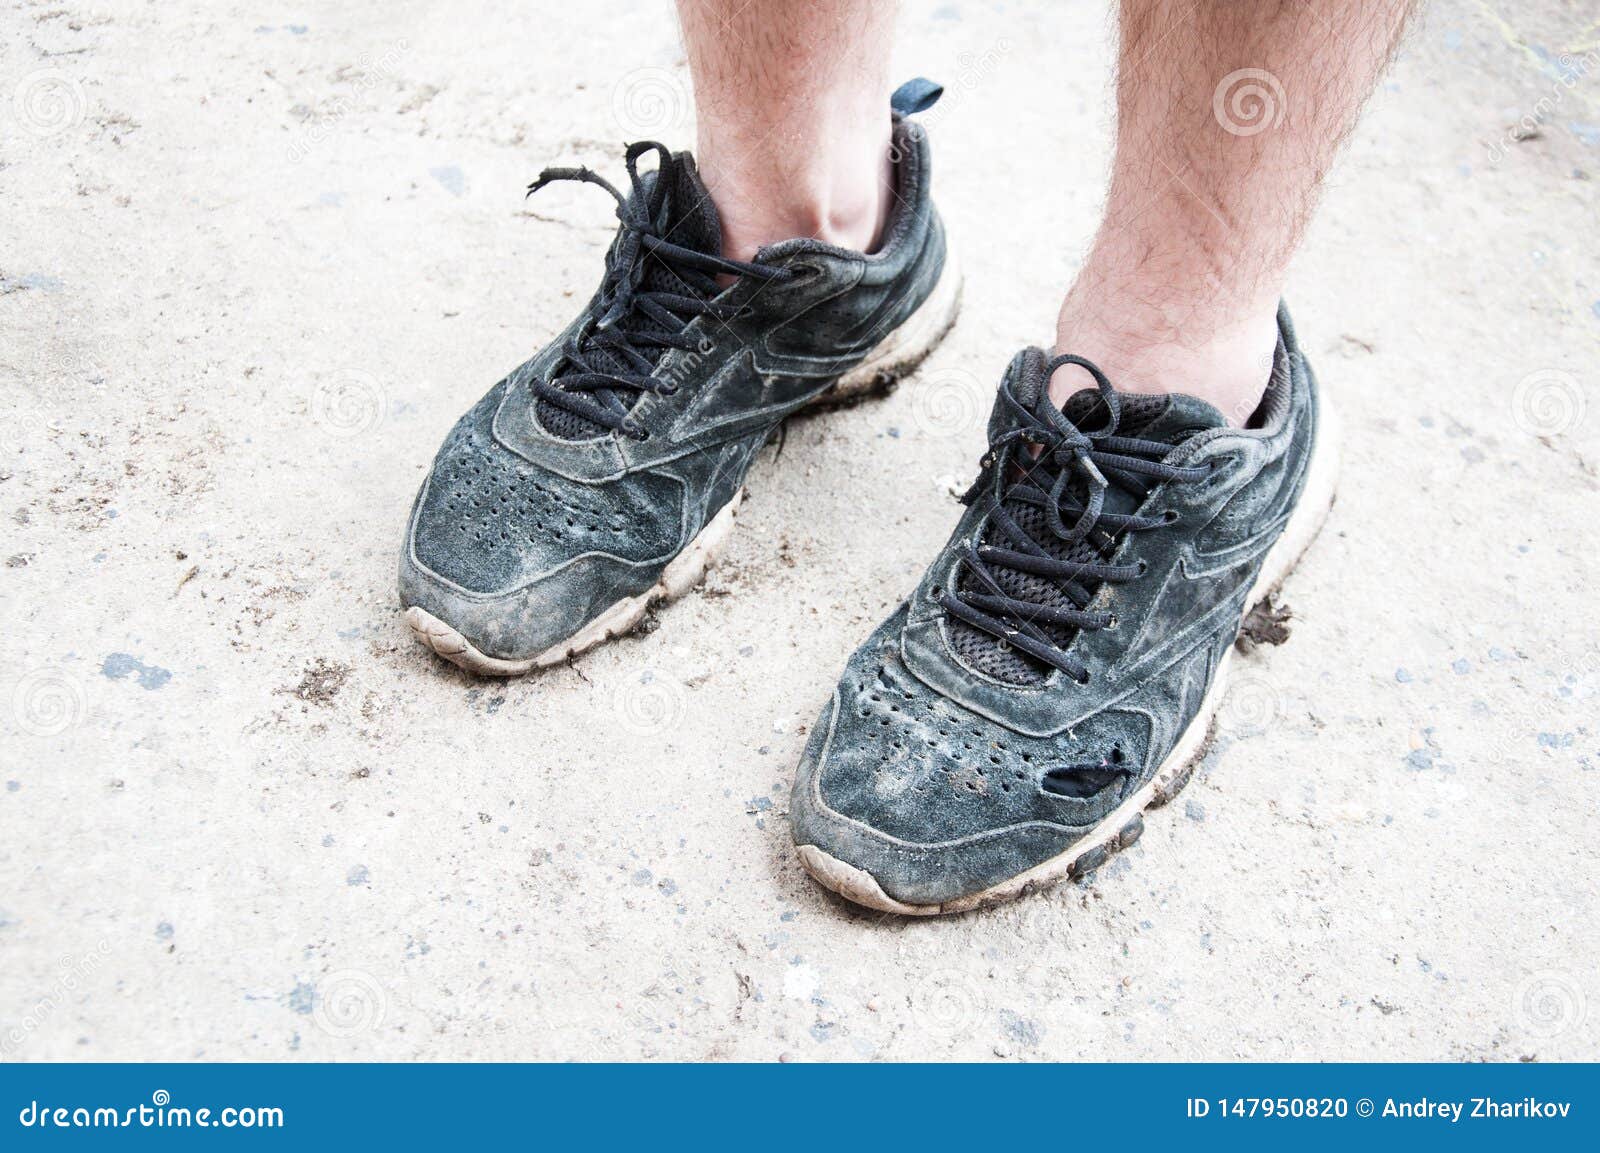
left=524, top=142, right=796, bottom=440
left=937, top=355, right=1211, bottom=684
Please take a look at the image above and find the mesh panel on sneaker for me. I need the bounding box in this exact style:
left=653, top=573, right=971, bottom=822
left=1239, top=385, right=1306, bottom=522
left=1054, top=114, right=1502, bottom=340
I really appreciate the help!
left=946, top=388, right=1218, bottom=685
left=534, top=160, right=725, bottom=441
left=948, top=499, right=1105, bottom=684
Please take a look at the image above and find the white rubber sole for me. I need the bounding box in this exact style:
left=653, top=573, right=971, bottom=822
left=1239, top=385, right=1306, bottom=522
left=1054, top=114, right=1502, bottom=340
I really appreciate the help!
left=798, top=393, right=1343, bottom=916
left=405, top=255, right=963, bottom=677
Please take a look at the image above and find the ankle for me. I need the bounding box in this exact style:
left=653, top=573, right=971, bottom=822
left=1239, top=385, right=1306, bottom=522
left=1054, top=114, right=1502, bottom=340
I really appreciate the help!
left=1051, top=298, right=1279, bottom=427
left=697, top=125, right=893, bottom=260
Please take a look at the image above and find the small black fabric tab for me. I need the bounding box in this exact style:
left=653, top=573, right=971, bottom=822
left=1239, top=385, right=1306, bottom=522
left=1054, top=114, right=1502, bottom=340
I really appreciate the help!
left=890, top=77, right=943, bottom=116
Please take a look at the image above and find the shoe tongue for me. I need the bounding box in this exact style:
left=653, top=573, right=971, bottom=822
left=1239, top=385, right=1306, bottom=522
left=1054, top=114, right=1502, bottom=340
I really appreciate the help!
left=660, top=153, right=723, bottom=258
left=1057, top=387, right=1227, bottom=445
left=535, top=150, right=723, bottom=441
left=993, top=350, right=1227, bottom=448
left=950, top=356, right=1229, bottom=688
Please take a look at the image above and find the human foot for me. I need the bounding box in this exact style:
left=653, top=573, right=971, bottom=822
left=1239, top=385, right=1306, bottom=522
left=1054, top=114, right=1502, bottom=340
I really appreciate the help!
left=791, top=307, right=1337, bottom=913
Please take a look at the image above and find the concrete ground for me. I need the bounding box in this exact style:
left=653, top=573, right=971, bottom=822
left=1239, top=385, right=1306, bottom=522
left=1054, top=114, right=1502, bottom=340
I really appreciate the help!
left=2, top=0, right=1597, bottom=1062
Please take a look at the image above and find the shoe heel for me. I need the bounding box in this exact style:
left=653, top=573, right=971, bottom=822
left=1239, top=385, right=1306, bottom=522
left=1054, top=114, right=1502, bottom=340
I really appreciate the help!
left=801, top=249, right=964, bottom=411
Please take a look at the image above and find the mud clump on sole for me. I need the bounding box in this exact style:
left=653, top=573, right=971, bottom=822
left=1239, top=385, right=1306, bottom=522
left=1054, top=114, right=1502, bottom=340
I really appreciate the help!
left=1237, top=596, right=1293, bottom=652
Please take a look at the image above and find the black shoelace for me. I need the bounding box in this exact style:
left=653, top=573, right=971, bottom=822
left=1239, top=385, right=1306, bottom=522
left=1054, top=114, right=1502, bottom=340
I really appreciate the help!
left=524, top=142, right=794, bottom=440
left=938, top=355, right=1210, bottom=684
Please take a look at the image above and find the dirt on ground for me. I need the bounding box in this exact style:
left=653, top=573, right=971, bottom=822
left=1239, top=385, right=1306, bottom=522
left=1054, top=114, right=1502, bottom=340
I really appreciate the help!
left=2, top=0, right=1596, bottom=1061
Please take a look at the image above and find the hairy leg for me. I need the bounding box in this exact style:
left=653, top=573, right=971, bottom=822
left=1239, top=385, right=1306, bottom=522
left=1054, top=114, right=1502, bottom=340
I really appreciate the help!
left=675, top=0, right=898, bottom=261
left=1054, top=0, right=1416, bottom=422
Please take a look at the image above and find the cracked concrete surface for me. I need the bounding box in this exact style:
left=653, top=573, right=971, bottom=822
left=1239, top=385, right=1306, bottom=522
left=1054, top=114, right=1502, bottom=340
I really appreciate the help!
left=2, top=0, right=1597, bottom=1061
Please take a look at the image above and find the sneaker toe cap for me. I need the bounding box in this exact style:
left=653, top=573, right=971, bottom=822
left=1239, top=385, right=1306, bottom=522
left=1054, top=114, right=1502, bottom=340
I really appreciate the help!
left=398, top=389, right=682, bottom=661
left=789, top=619, right=1129, bottom=910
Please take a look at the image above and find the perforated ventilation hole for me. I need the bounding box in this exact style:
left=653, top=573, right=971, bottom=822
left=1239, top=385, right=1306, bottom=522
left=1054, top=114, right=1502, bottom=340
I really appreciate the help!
left=431, top=425, right=650, bottom=560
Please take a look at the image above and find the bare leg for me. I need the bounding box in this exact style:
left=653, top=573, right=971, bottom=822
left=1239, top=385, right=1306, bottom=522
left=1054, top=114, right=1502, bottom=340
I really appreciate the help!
left=675, top=0, right=897, bottom=261
left=1053, top=0, right=1415, bottom=423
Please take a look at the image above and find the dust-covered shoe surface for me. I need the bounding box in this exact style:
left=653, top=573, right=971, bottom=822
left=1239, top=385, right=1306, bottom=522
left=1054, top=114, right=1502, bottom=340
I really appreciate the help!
left=399, top=83, right=959, bottom=675
left=791, top=307, right=1338, bottom=914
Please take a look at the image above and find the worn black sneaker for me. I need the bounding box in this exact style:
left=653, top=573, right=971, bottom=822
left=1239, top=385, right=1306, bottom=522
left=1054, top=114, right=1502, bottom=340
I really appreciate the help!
left=790, top=307, right=1338, bottom=913
left=399, top=82, right=959, bottom=674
